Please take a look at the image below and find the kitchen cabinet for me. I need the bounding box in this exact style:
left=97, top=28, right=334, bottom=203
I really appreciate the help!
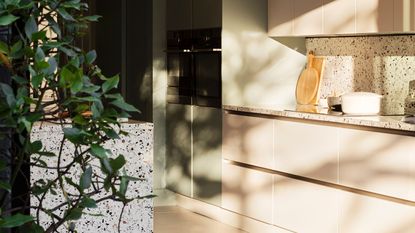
left=323, top=0, right=355, bottom=34
left=222, top=112, right=274, bottom=169
left=293, top=0, right=323, bottom=35
left=192, top=0, right=222, bottom=29
left=274, top=174, right=338, bottom=233
left=267, top=0, right=294, bottom=35
left=222, top=163, right=274, bottom=224
left=394, top=0, right=415, bottom=32
left=166, top=104, right=222, bottom=205
left=275, top=120, right=338, bottom=183
left=338, top=189, right=415, bottom=233
left=193, top=106, right=222, bottom=206
left=166, top=104, right=192, bottom=197
left=166, top=0, right=192, bottom=30
left=268, top=0, right=415, bottom=36
left=167, top=0, right=222, bottom=30
left=356, top=0, right=394, bottom=33
left=339, top=128, right=415, bottom=201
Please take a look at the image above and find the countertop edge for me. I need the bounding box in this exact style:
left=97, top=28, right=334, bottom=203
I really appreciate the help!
left=223, top=105, right=415, bottom=133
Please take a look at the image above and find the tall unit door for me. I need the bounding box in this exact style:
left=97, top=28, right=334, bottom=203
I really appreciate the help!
left=166, top=104, right=192, bottom=197
left=192, top=0, right=222, bottom=29
left=166, top=0, right=192, bottom=30
left=192, top=106, right=222, bottom=206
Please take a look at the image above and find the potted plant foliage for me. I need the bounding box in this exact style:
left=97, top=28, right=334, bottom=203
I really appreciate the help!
left=0, top=0, right=149, bottom=232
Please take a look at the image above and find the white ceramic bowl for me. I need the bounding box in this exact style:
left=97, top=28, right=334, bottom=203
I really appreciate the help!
left=341, top=92, right=383, bottom=115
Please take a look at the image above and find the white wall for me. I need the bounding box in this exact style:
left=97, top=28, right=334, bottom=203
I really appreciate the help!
left=222, top=0, right=305, bottom=109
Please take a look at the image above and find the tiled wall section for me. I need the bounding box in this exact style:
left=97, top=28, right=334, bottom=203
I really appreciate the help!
left=306, top=36, right=415, bottom=114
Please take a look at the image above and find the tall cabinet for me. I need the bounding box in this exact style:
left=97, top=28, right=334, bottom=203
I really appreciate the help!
left=165, top=0, right=222, bottom=206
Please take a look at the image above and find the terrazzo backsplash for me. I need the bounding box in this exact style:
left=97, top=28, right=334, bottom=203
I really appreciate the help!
left=306, top=35, right=415, bottom=114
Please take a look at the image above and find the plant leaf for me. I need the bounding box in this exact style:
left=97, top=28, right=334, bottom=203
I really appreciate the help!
left=0, top=181, right=11, bottom=192
left=0, top=214, right=33, bottom=228
left=102, top=75, right=119, bottom=93
left=46, top=15, right=61, bottom=38
left=82, top=15, right=101, bottom=22
left=63, top=127, right=86, bottom=144
left=80, top=197, right=97, bottom=208
left=110, top=154, right=126, bottom=172
left=47, top=57, right=57, bottom=75
left=0, top=14, right=19, bottom=26
left=66, top=208, right=83, bottom=220
left=0, top=83, right=16, bottom=107
left=100, top=157, right=112, bottom=175
left=57, top=8, right=75, bottom=21
left=30, top=140, right=42, bottom=153
left=80, top=166, right=92, bottom=191
left=35, top=47, right=45, bottom=62
left=85, top=50, right=96, bottom=64
left=31, top=75, right=43, bottom=90
left=90, top=144, right=107, bottom=159
left=0, top=40, right=9, bottom=54
left=64, top=176, right=80, bottom=191
left=24, top=16, right=37, bottom=40
left=110, top=99, right=139, bottom=112
left=119, top=176, right=128, bottom=197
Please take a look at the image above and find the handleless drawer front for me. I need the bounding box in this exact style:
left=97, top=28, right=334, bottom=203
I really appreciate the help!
left=338, top=189, right=415, bottom=233
left=339, top=128, right=415, bottom=201
left=275, top=120, right=338, bottom=183
left=222, top=163, right=274, bottom=224
left=274, top=174, right=338, bottom=233
left=222, top=113, right=274, bottom=169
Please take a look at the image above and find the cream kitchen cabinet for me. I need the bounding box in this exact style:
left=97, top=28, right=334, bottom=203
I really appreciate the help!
left=356, top=0, right=394, bottom=33
left=323, top=0, right=355, bottom=34
left=338, top=189, right=415, bottom=233
left=275, top=120, right=338, bottom=183
left=339, top=128, right=415, bottom=201
left=222, top=112, right=274, bottom=170
left=273, top=174, right=338, bottom=233
left=293, top=0, right=323, bottom=35
left=268, top=0, right=322, bottom=36
left=268, top=0, right=415, bottom=36
left=222, top=162, right=274, bottom=224
left=394, top=0, right=415, bottom=32
left=268, top=0, right=294, bottom=35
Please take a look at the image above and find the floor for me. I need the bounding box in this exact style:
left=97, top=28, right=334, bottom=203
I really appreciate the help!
left=154, top=206, right=247, bottom=233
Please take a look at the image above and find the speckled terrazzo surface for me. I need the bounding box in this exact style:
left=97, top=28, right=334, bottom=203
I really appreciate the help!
left=224, top=105, right=415, bottom=133
left=306, top=35, right=415, bottom=115
left=30, top=122, right=153, bottom=232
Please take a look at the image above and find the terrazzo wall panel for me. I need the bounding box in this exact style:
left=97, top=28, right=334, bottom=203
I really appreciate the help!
left=30, top=122, right=153, bottom=233
left=306, top=35, right=415, bottom=114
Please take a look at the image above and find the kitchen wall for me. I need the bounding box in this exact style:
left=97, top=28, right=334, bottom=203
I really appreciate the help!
left=222, top=0, right=305, bottom=109
left=307, top=35, right=415, bottom=114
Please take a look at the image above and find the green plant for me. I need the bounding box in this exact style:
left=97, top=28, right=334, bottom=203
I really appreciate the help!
left=0, top=0, right=147, bottom=232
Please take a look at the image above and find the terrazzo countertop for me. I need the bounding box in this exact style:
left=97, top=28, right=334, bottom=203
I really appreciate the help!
left=224, top=105, right=415, bottom=133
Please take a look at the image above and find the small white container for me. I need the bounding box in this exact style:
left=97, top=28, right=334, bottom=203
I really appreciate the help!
left=341, top=92, right=383, bottom=115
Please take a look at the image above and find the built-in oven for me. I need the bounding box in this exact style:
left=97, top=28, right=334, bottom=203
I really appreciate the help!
left=166, top=28, right=221, bottom=108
